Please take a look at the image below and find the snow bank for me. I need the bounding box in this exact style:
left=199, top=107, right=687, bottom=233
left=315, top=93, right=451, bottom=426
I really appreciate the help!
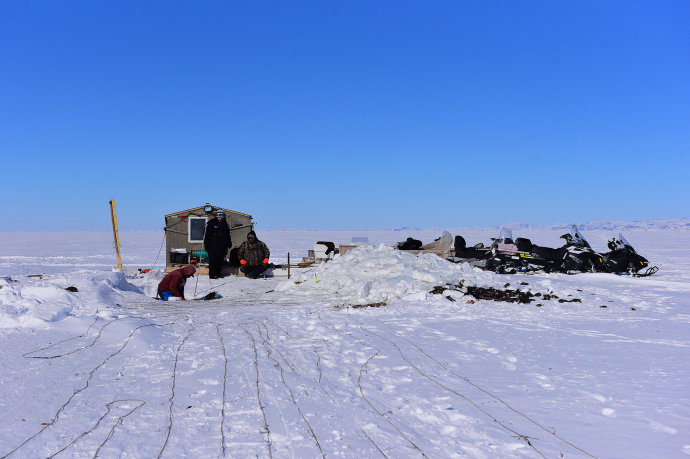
left=128, top=269, right=167, bottom=298
left=277, top=243, right=496, bottom=304
left=92, top=271, right=143, bottom=294
left=0, top=277, right=76, bottom=328
left=88, top=270, right=143, bottom=308
left=0, top=271, right=149, bottom=329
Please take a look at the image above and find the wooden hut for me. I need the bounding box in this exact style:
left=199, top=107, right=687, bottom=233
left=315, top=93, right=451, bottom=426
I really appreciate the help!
left=164, top=203, right=253, bottom=274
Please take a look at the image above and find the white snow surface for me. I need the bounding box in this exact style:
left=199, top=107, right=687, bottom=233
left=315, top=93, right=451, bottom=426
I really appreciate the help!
left=1, top=226, right=689, bottom=458
left=276, top=243, right=495, bottom=305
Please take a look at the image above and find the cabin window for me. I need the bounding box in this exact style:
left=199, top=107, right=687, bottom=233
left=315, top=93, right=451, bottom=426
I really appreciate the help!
left=188, top=217, right=207, bottom=243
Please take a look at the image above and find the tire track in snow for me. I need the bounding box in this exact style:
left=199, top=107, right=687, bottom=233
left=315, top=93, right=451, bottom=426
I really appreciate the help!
left=2, top=321, right=159, bottom=458
left=361, top=315, right=598, bottom=458
left=269, top=310, right=430, bottom=457
left=266, top=311, right=430, bottom=456
left=255, top=321, right=325, bottom=458
left=217, top=323, right=229, bottom=457
left=156, top=323, right=194, bottom=458
left=22, top=317, right=127, bottom=359
left=47, top=399, right=145, bottom=458
left=218, top=324, right=271, bottom=457
left=239, top=323, right=274, bottom=458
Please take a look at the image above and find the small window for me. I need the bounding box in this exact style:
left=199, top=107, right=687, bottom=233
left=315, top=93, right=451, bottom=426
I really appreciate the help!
left=188, top=217, right=207, bottom=243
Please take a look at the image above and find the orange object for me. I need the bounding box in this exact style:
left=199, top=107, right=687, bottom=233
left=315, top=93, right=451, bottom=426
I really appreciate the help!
left=240, top=259, right=247, bottom=265
left=263, top=258, right=269, bottom=264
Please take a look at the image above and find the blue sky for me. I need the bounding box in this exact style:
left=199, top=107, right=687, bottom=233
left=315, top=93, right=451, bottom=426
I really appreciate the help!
left=1, top=0, right=688, bottom=231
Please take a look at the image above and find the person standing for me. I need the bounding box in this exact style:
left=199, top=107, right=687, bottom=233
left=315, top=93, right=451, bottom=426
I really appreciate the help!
left=237, top=230, right=271, bottom=279
left=157, top=265, right=196, bottom=300
left=204, top=209, right=232, bottom=279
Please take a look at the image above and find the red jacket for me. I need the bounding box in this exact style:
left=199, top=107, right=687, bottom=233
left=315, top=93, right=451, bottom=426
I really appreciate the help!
left=158, top=265, right=196, bottom=299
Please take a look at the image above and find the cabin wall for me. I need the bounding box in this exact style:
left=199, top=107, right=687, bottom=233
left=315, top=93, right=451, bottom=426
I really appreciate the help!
left=164, top=207, right=253, bottom=268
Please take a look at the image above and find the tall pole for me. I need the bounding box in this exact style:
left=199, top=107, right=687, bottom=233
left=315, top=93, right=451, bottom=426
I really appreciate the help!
left=109, top=199, right=123, bottom=271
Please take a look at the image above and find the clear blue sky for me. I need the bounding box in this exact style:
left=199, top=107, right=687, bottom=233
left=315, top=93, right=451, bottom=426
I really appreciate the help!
left=1, top=0, right=688, bottom=231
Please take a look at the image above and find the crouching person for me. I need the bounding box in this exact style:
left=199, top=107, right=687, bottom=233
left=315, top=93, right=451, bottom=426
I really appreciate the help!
left=157, top=265, right=196, bottom=300
left=238, top=231, right=270, bottom=279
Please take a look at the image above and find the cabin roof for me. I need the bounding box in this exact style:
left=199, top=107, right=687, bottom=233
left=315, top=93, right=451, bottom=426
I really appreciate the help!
left=165, top=205, right=252, bottom=219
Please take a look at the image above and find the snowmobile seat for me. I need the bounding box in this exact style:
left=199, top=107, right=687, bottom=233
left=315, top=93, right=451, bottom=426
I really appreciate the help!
left=515, top=238, right=533, bottom=252
left=453, top=235, right=489, bottom=259
left=532, top=245, right=563, bottom=261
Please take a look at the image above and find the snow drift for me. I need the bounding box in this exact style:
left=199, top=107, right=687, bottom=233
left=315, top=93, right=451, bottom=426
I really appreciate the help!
left=277, top=243, right=497, bottom=304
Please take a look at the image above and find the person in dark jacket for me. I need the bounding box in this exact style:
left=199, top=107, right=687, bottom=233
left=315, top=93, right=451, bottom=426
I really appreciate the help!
left=237, top=230, right=270, bottom=279
left=204, top=209, right=232, bottom=279
left=157, top=265, right=196, bottom=300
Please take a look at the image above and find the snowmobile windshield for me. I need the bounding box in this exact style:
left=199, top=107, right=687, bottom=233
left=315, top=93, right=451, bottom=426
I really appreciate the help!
left=618, top=233, right=637, bottom=253
left=497, top=228, right=514, bottom=243
left=569, top=225, right=591, bottom=248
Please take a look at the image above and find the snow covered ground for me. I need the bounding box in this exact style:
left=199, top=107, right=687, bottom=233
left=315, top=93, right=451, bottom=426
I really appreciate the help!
left=1, top=225, right=689, bottom=458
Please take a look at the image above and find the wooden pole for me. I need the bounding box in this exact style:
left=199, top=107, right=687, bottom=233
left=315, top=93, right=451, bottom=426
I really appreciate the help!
left=109, top=199, right=123, bottom=271
left=287, top=252, right=290, bottom=279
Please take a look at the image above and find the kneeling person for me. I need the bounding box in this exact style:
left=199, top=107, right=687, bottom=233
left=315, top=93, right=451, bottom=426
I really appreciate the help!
left=158, top=265, right=196, bottom=300
left=238, top=231, right=270, bottom=279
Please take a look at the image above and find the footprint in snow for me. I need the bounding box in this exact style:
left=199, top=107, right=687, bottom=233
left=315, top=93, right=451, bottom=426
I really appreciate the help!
left=649, top=420, right=677, bottom=434
left=587, top=392, right=607, bottom=403
left=502, top=356, right=518, bottom=371
left=535, top=374, right=554, bottom=390
left=474, top=342, right=500, bottom=354
left=440, top=425, right=456, bottom=435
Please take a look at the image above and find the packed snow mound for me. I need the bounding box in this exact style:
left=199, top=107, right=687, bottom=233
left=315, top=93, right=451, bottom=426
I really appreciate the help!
left=92, top=271, right=143, bottom=294
left=126, top=269, right=167, bottom=298
left=90, top=270, right=149, bottom=307
left=0, top=277, right=76, bottom=328
left=0, top=271, right=156, bottom=329
left=277, top=243, right=496, bottom=304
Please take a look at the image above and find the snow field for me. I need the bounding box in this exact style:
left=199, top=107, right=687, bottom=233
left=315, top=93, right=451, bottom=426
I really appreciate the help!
left=0, top=227, right=689, bottom=457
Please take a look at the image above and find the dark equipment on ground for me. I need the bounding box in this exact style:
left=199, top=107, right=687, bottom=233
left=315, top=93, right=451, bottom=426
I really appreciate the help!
left=446, top=225, right=656, bottom=276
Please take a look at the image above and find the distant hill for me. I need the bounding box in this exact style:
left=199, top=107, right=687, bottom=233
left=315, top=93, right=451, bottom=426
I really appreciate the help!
left=550, top=218, right=690, bottom=231
left=471, top=218, right=690, bottom=232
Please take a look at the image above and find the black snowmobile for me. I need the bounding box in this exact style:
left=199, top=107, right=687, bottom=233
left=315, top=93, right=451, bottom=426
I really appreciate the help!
left=601, top=233, right=651, bottom=274
left=452, top=228, right=526, bottom=273
left=448, top=235, right=491, bottom=263
left=514, top=225, right=604, bottom=273
left=514, top=237, right=564, bottom=272
left=485, top=228, right=525, bottom=272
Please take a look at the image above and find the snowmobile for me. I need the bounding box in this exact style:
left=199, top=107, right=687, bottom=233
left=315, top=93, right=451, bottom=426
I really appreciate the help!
left=451, top=228, right=532, bottom=272
left=601, top=233, right=650, bottom=274
left=484, top=228, right=526, bottom=272
left=514, top=237, right=565, bottom=272
left=448, top=235, right=491, bottom=263
left=514, top=225, right=604, bottom=273
left=557, top=226, right=605, bottom=272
